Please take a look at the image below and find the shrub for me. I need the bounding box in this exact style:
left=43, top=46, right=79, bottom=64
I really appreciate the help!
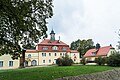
left=80, top=57, right=86, bottom=65
left=56, top=58, right=62, bottom=66
left=56, top=54, right=73, bottom=66
left=95, top=56, right=106, bottom=65
left=107, top=53, right=120, bottom=67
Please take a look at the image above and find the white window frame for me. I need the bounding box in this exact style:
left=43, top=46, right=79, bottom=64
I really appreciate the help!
left=9, top=61, right=13, bottom=67
left=43, top=60, right=45, bottom=63
left=55, top=53, right=57, bottom=56
left=49, top=53, right=51, bottom=56
left=49, top=59, right=51, bottom=63
left=52, top=46, right=58, bottom=50
left=0, top=61, right=3, bottom=67
left=42, top=47, right=48, bottom=50
left=42, top=53, right=46, bottom=56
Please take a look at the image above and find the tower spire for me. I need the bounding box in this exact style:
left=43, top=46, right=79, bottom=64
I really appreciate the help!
left=50, top=29, right=55, bottom=41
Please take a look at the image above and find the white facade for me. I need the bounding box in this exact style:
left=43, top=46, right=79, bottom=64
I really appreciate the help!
left=0, top=54, right=19, bottom=69
left=25, top=51, right=80, bottom=66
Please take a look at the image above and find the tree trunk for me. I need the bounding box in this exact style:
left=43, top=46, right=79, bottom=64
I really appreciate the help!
left=20, top=49, right=26, bottom=68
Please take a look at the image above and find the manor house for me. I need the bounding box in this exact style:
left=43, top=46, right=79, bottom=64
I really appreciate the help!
left=25, top=30, right=80, bottom=66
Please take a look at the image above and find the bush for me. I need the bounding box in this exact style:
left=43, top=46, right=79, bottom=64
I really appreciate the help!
left=95, top=56, right=106, bottom=65
left=80, top=57, right=86, bottom=65
left=107, top=53, right=120, bottom=67
left=56, top=54, right=73, bottom=66
left=56, top=58, right=62, bottom=66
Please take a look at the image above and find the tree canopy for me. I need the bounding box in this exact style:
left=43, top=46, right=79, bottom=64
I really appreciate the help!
left=70, top=39, right=95, bottom=58
left=0, top=0, right=53, bottom=59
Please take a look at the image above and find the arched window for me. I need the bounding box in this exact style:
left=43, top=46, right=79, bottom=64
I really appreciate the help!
left=31, top=60, right=37, bottom=66
left=52, top=46, right=58, bottom=50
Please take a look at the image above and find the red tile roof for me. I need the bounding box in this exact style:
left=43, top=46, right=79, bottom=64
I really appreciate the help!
left=96, top=46, right=113, bottom=56
left=38, top=39, right=68, bottom=46
left=84, top=46, right=114, bottom=57
left=70, top=50, right=79, bottom=53
left=84, top=49, right=97, bottom=57
left=26, top=50, right=38, bottom=53
left=36, top=39, right=71, bottom=52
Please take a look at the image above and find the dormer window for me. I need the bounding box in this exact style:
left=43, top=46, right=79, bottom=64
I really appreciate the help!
left=63, top=47, right=67, bottom=51
left=52, top=46, right=58, bottom=50
left=42, top=47, right=48, bottom=50
left=92, top=52, right=96, bottom=56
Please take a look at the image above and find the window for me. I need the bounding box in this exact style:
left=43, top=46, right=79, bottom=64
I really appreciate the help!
left=60, top=53, right=62, bottom=56
left=55, top=53, right=57, bottom=56
left=42, top=53, right=46, bottom=56
left=49, top=53, right=51, bottom=56
left=63, top=47, right=67, bottom=51
left=49, top=59, right=51, bottom=63
left=31, top=60, right=37, bottom=66
left=0, top=61, right=3, bottom=67
left=28, top=54, right=31, bottom=58
left=42, top=47, right=48, bottom=50
left=52, top=46, right=58, bottom=50
left=92, top=52, right=96, bottom=56
left=43, top=60, right=45, bottom=63
left=74, top=59, right=76, bottom=61
left=9, top=61, right=13, bottom=67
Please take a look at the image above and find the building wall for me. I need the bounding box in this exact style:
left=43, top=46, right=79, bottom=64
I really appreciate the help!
left=38, top=52, right=69, bottom=65
left=25, top=51, right=80, bottom=66
left=85, top=57, right=96, bottom=62
left=107, top=49, right=116, bottom=57
left=25, top=52, right=39, bottom=66
left=70, top=52, right=80, bottom=63
left=0, top=54, right=19, bottom=69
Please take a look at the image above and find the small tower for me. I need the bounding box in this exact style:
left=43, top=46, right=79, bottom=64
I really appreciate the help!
left=96, top=43, right=101, bottom=49
left=50, top=29, right=55, bottom=41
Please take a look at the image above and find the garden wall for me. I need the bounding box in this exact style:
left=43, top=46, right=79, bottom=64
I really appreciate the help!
left=55, top=68, right=120, bottom=80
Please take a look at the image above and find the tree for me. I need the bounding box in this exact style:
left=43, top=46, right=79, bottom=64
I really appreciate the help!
left=70, top=39, right=95, bottom=58
left=80, top=57, right=86, bottom=65
left=107, top=53, right=120, bottom=67
left=0, top=0, right=53, bottom=58
left=70, top=39, right=80, bottom=50
left=0, top=0, right=53, bottom=68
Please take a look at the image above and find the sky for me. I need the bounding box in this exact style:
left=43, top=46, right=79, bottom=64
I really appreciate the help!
left=47, top=0, right=120, bottom=49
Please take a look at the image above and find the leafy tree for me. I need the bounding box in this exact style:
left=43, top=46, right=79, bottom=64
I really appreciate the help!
left=56, top=54, right=73, bottom=66
left=0, top=0, right=53, bottom=68
left=70, top=39, right=80, bottom=50
left=70, top=39, right=95, bottom=58
left=107, top=53, right=120, bottom=67
left=0, top=0, right=53, bottom=58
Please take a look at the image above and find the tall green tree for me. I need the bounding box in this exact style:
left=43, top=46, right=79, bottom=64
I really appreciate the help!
left=70, top=39, right=95, bottom=58
left=70, top=39, right=80, bottom=50
left=0, top=0, right=53, bottom=59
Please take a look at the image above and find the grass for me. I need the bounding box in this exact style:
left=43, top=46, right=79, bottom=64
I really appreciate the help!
left=0, top=65, right=117, bottom=80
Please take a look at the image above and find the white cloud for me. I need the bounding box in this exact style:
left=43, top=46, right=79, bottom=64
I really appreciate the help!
left=47, top=0, right=120, bottom=48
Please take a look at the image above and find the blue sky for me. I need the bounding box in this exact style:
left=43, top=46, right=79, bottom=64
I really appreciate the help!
left=47, top=0, right=120, bottom=49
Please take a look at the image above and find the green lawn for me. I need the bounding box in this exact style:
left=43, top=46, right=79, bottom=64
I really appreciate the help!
left=0, top=65, right=117, bottom=80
